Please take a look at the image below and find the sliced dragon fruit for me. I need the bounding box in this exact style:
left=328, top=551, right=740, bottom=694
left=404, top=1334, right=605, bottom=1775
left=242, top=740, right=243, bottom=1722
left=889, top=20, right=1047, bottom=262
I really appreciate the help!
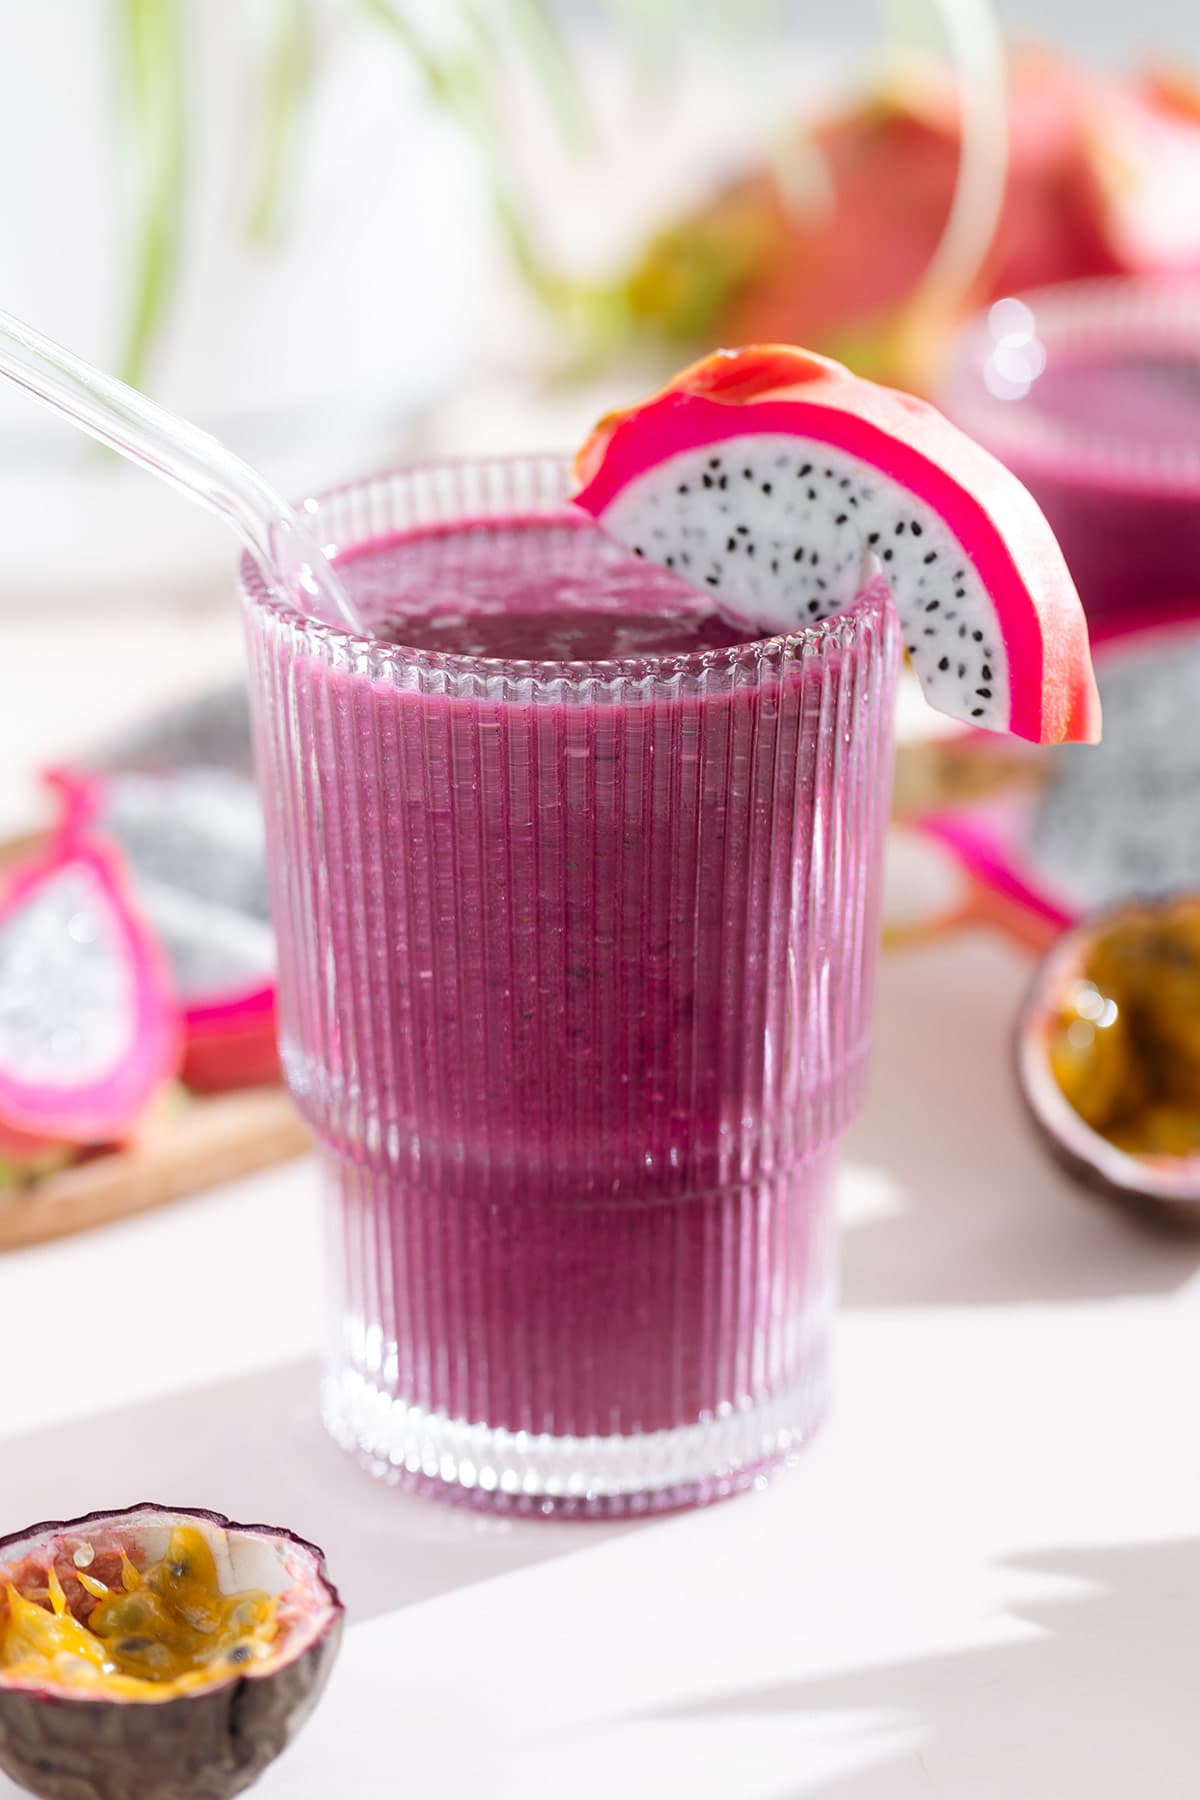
left=0, top=841, right=179, bottom=1145
left=47, top=768, right=279, bottom=1093
left=920, top=603, right=1200, bottom=938
left=574, top=344, right=1100, bottom=745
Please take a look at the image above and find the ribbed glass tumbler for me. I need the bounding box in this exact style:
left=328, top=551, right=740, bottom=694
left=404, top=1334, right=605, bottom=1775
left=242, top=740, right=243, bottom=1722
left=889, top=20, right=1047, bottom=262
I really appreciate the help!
left=241, top=457, right=899, bottom=1514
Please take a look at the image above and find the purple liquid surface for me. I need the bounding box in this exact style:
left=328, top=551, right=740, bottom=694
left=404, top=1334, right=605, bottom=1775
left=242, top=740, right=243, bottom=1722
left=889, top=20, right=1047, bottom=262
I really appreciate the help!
left=246, top=510, right=897, bottom=1470
left=339, top=514, right=760, bottom=659
left=1021, top=350, right=1200, bottom=450
left=944, top=340, right=1200, bottom=620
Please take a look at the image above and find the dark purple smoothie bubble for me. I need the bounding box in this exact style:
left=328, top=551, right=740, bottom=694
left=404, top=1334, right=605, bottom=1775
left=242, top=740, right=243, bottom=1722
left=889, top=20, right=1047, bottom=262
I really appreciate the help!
left=937, top=280, right=1200, bottom=624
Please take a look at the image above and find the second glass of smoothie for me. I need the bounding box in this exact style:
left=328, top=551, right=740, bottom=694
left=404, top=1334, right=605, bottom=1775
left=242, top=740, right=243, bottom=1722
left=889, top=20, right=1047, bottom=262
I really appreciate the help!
left=938, top=280, right=1200, bottom=623
left=242, top=455, right=898, bottom=1512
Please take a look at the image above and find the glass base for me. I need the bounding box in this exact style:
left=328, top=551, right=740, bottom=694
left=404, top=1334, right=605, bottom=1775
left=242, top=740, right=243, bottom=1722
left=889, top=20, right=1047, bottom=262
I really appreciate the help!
left=321, top=1361, right=828, bottom=1517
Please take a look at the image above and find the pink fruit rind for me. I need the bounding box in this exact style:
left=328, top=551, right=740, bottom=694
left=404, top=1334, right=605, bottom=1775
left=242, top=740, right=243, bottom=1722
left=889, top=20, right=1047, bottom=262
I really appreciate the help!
left=41, top=764, right=95, bottom=839
left=575, top=380, right=1097, bottom=746
left=182, top=983, right=279, bottom=1094
left=183, top=980, right=275, bottom=1037
left=0, top=840, right=181, bottom=1144
left=917, top=795, right=1075, bottom=927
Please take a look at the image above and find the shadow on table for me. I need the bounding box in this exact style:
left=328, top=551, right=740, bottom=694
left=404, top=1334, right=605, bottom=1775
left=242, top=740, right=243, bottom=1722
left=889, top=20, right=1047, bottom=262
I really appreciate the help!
left=0, top=1358, right=636, bottom=1625
left=634, top=1535, right=1200, bottom=1800
left=840, top=938, right=1200, bottom=1308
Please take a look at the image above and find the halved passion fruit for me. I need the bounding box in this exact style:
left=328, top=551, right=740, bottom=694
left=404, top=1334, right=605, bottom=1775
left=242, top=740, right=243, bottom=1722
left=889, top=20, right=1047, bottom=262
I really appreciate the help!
left=1017, top=897, right=1200, bottom=1224
left=0, top=1505, right=342, bottom=1800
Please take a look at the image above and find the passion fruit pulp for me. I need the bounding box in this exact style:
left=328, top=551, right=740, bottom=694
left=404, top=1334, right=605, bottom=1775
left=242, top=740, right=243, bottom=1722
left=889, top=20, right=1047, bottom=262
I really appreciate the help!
left=0, top=1505, right=342, bottom=1800
left=1017, top=897, right=1200, bottom=1223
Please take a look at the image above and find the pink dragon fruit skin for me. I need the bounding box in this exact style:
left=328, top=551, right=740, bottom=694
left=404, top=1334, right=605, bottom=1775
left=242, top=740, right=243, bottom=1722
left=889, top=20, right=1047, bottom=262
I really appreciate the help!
left=0, top=840, right=180, bottom=1147
left=45, top=768, right=279, bottom=1094
left=180, top=983, right=278, bottom=1093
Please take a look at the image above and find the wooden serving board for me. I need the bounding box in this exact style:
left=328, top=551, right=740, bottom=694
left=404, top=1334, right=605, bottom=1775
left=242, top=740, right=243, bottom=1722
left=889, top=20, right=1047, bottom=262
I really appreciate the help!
left=0, top=1086, right=311, bottom=1254
left=0, top=1087, right=311, bottom=1254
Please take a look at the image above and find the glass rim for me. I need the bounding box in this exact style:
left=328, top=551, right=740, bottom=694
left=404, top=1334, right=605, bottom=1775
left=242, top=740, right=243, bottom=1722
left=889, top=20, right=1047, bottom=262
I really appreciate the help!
left=238, top=453, right=893, bottom=684
left=937, top=276, right=1200, bottom=495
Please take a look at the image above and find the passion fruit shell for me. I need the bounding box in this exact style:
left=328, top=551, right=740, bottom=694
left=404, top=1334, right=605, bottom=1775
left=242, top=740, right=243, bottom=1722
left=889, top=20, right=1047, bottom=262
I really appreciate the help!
left=1016, top=900, right=1200, bottom=1227
left=0, top=1505, right=342, bottom=1800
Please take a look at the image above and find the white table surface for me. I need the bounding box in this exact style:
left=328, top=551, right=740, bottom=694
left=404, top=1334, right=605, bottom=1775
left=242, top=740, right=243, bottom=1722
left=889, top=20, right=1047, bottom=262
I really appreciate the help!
left=3, top=614, right=1200, bottom=1800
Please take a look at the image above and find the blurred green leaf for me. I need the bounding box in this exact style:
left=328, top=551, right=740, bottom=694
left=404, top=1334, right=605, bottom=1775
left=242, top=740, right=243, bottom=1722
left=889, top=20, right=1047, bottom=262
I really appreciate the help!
left=366, top=0, right=565, bottom=306
left=477, top=0, right=593, bottom=152
left=117, top=0, right=185, bottom=390
left=360, top=0, right=456, bottom=103
left=114, top=0, right=966, bottom=382
left=248, top=0, right=316, bottom=244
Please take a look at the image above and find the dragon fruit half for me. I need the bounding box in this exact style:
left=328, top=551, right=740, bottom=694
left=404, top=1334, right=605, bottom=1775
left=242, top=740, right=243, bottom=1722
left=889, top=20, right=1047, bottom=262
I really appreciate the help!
left=575, top=345, right=1100, bottom=745
left=49, top=767, right=279, bottom=1093
left=919, top=604, right=1200, bottom=939
left=0, top=840, right=179, bottom=1155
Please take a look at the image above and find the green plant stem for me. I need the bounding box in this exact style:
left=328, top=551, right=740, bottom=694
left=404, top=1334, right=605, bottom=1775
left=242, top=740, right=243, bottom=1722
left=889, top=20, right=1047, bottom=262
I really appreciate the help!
left=117, top=0, right=186, bottom=390
left=248, top=0, right=315, bottom=243
left=364, top=0, right=564, bottom=307
left=496, top=0, right=592, bottom=151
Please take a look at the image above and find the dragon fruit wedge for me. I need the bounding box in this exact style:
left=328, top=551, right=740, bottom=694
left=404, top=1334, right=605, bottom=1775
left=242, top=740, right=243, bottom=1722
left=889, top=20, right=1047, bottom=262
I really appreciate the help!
left=920, top=605, right=1200, bottom=938
left=574, top=345, right=1101, bottom=746
left=0, top=841, right=179, bottom=1147
left=48, top=768, right=279, bottom=1094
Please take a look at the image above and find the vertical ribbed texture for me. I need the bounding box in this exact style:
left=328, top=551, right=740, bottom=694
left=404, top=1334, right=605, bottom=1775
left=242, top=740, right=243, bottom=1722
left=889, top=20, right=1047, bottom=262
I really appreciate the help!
left=242, top=457, right=899, bottom=1508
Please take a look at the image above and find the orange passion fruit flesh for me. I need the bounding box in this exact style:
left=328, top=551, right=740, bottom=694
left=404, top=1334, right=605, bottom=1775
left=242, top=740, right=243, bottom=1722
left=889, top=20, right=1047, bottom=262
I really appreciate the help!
left=0, top=1527, right=280, bottom=1699
left=1046, top=900, right=1200, bottom=1160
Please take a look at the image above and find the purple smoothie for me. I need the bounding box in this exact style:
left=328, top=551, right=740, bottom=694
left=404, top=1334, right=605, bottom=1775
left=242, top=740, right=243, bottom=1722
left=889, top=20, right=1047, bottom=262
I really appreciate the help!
left=940, top=287, right=1200, bottom=622
left=242, top=465, right=898, bottom=1507
left=1023, top=351, right=1200, bottom=448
